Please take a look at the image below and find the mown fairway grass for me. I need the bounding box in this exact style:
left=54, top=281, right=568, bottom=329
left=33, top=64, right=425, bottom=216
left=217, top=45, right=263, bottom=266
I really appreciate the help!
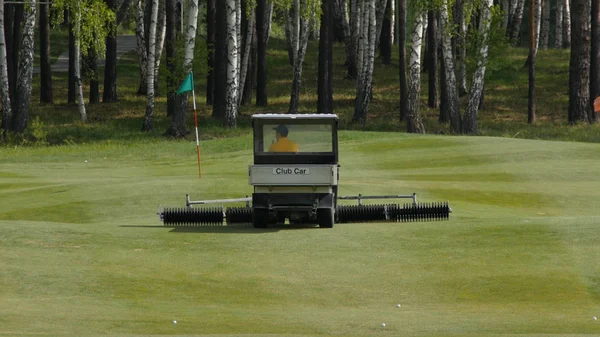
left=1, top=132, right=599, bottom=336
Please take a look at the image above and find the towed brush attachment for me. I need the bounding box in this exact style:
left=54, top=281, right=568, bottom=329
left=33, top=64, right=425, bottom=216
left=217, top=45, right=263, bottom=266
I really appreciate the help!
left=336, top=202, right=451, bottom=223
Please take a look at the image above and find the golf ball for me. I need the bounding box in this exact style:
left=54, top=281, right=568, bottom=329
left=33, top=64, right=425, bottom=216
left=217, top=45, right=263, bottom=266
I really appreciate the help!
left=84, top=160, right=88, bottom=163
left=381, top=323, right=386, bottom=327
left=397, top=304, right=402, bottom=308
left=594, top=317, right=597, bottom=321
left=173, top=320, right=177, bottom=324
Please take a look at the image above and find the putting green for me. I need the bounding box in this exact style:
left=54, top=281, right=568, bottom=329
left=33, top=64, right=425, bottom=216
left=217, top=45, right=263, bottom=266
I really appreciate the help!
left=0, top=132, right=598, bottom=336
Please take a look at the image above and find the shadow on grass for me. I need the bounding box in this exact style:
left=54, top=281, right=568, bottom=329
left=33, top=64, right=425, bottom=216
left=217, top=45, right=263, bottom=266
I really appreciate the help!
left=120, top=223, right=320, bottom=233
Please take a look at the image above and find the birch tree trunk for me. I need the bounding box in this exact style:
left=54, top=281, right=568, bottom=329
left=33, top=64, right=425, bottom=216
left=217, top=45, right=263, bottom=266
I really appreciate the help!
left=564, top=0, right=571, bottom=48
left=317, top=0, right=333, bottom=114
left=74, top=16, right=87, bottom=122
left=288, top=0, right=313, bottom=114
left=454, top=0, right=467, bottom=96
left=510, top=0, right=526, bottom=44
left=427, top=10, right=438, bottom=109
left=135, top=0, right=149, bottom=96
left=236, top=0, right=242, bottom=79
left=288, top=0, right=300, bottom=66
left=239, top=1, right=255, bottom=105
left=398, top=0, right=408, bottom=120
left=40, top=0, right=53, bottom=104
left=154, top=1, right=167, bottom=95
left=207, top=0, right=216, bottom=104
left=375, top=0, right=387, bottom=47
left=440, top=0, right=461, bottom=133
left=406, top=11, right=425, bottom=133
left=501, top=0, right=510, bottom=30
left=12, top=0, right=36, bottom=132
left=555, top=0, right=563, bottom=48
left=266, top=1, right=274, bottom=42
left=141, top=0, right=158, bottom=131
left=352, top=0, right=376, bottom=125
left=528, top=0, right=538, bottom=124
left=347, top=0, right=360, bottom=78
left=256, top=0, right=269, bottom=106
left=225, top=0, right=239, bottom=127
left=568, top=0, right=590, bottom=124
left=462, top=0, right=493, bottom=134
left=540, top=0, right=549, bottom=49
left=0, top=0, right=11, bottom=135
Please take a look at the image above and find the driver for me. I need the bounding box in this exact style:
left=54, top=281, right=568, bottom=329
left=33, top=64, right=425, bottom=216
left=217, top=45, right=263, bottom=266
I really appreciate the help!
left=269, top=125, right=299, bottom=152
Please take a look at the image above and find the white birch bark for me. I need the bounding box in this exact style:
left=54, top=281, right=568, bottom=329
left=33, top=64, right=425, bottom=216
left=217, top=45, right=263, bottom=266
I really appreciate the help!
left=154, top=1, right=167, bottom=82
left=142, top=0, right=159, bottom=131
left=0, top=0, right=11, bottom=133
left=555, top=0, right=563, bottom=48
left=540, top=0, right=549, bottom=49
left=534, top=0, right=542, bottom=52
left=389, top=0, right=394, bottom=45
left=238, top=6, right=255, bottom=105
left=440, top=0, right=461, bottom=133
left=288, top=0, right=314, bottom=113
left=183, top=0, right=199, bottom=73
left=510, top=0, right=526, bottom=43
left=12, top=0, right=36, bottom=131
left=353, top=0, right=376, bottom=125
left=463, top=0, right=493, bottom=134
left=356, top=0, right=367, bottom=80
left=291, top=0, right=300, bottom=66
left=347, top=0, right=360, bottom=77
left=266, top=0, right=273, bottom=42
left=225, top=0, right=239, bottom=127
left=502, top=0, right=510, bottom=29
left=563, top=0, right=571, bottom=47
left=375, top=0, right=387, bottom=45
left=236, top=0, right=242, bottom=77
left=455, top=0, right=467, bottom=95
left=71, top=8, right=86, bottom=123
left=135, top=0, right=148, bottom=93
left=406, top=11, right=425, bottom=133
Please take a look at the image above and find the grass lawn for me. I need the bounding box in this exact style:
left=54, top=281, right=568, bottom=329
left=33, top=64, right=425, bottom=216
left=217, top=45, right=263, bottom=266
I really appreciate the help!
left=1, top=132, right=599, bottom=336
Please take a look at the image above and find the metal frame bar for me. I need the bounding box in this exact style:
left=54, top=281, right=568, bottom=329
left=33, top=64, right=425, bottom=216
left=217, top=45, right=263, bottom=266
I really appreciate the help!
left=338, top=193, right=418, bottom=206
left=186, top=194, right=251, bottom=208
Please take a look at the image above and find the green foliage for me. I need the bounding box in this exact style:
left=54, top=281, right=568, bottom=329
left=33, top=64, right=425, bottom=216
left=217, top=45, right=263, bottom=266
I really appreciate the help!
left=50, top=0, right=116, bottom=59
left=30, top=117, right=48, bottom=145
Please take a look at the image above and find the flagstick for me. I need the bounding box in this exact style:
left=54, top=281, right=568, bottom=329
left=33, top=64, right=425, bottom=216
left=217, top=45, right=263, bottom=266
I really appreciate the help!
left=191, top=74, right=201, bottom=179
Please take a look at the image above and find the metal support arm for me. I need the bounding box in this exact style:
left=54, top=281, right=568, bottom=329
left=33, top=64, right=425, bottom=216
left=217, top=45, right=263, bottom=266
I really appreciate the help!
left=186, top=194, right=251, bottom=208
left=338, top=193, right=418, bottom=206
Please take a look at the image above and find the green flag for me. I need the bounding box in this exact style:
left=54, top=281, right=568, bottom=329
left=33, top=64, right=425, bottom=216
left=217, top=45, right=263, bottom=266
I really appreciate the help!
left=176, top=73, right=194, bottom=94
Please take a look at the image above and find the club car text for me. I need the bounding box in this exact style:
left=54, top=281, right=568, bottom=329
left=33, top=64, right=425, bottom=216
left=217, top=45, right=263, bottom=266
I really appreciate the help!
left=273, top=167, right=310, bottom=175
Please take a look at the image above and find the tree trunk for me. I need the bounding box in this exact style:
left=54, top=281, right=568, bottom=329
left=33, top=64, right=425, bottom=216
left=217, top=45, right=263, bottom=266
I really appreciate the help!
left=528, top=0, right=537, bottom=124
left=440, top=0, right=461, bottom=133
left=207, top=0, right=215, bottom=104
left=317, top=0, right=333, bottom=114
left=225, top=0, right=239, bottom=127
left=352, top=0, right=376, bottom=125
left=141, top=0, right=159, bottom=131
left=510, top=0, right=525, bottom=45
left=501, top=0, right=509, bottom=30
left=439, top=44, right=450, bottom=123
left=0, top=0, right=12, bottom=135
left=266, top=1, right=274, bottom=42
left=153, top=0, right=167, bottom=96
left=375, top=0, right=387, bottom=46
left=332, top=0, right=349, bottom=43
left=564, top=0, right=571, bottom=48
left=454, top=0, right=467, bottom=96
left=285, top=1, right=299, bottom=66
left=3, top=5, right=13, bottom=113
left=242, top=22, right=257, bottom=105
left=398, top=0, right=408, bottom=120
left=346, top=0, right=359, bottom=78
left=12, top=0, right=35, bottom=132
left=39, top=0, right=53, bottom=104
left=9, top=4, right=23, bottom=109
left=555, top=0, right=563, bottom=48
left=68, top=16, right=76, bottom=104
left=540, top=0, right=549, bottom=49
left=135, top=0, right=148, bottom=96
left=289, top=0, right=313, bottom=114
left=213, top=0, right=228, bottom=119
left=406, top=11, right=426, bottom=133
left=256, top=0, right=269, bottom=106
left=462, top=0, right=493, bottom=134
left=379, top=0, right=392, bottom=65
left=427, top=10, right=438, bottom=109
left=103, top=0, right=118, bottom=103
left=238, top=0, right=255, bottom=105
left=166, top=0, right=177, bottom=118
left=568, top=0, right=590, bottom=124
left=74, top=14, right=87, bottom=122
left=87, top=42, right=100, bottom=104
left=591, top=0, right=600, bottom=122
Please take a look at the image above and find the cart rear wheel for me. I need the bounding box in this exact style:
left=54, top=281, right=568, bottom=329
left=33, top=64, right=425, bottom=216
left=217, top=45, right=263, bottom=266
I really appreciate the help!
left=317, top=208, right=334, bottom=228
left=253, top=209, right=269, bottom=228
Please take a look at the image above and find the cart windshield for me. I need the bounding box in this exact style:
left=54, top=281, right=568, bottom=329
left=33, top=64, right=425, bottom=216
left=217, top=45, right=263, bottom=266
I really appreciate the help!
left=261, top=123, right=333, bottom=153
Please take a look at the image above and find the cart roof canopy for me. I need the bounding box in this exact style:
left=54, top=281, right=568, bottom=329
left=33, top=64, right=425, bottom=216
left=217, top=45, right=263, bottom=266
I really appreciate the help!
left=252, top=114, right=339, bottom=121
